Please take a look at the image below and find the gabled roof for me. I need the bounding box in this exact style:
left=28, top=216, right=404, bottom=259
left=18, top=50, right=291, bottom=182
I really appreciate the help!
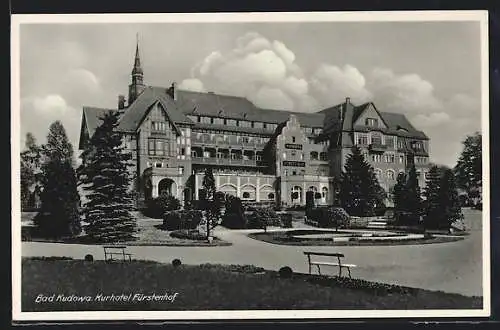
left=171, top=88, right=325, bottom=128
left=82, top=106, right=116, bottom=137
left=117, top=86, right=193, bottom=132
left=319, top=100, right=428, bottom=140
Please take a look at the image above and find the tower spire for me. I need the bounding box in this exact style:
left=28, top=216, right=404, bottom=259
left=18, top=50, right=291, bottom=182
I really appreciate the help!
left=128, top=33, right=145, bottom=104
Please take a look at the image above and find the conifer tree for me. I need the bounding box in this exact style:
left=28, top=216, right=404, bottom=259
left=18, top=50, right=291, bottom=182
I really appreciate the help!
left=392, top=172, right=407, bottom=212
left=78, top=112, right=137, bottom=243
left=422, top=165, right=442, bottom=229
left=454, top=132, right=482, bottom=203
left=20, top=133, right=42, bottom=209
left=403, top=164, right=422, bottom=226
left=34, top=122, right=81, bottom=237
left=339, top=146, right=384, bottom=216
left=438, top=169, right=464, bottom=230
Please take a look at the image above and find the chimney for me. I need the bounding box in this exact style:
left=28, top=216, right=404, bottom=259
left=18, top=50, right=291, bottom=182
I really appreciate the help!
left=345, top=97, right=350, bottom=105
left=167, top=82, right=178, bottom=101
left=118, top=95, right=126, bottom=110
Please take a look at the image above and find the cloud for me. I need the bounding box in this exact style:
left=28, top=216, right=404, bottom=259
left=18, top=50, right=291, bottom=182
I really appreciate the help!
left=411, top=112, right=451, bottom=128
left=310, top=64, right=372, bottom=106
left=180, top=32, right=312, bottom=111
left=178, top=78, right=206, bottom=92
left=20, top=94, right=81, bottom=153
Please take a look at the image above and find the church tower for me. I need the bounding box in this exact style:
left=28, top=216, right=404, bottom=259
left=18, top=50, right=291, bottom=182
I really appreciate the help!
left=128, top=35, right=145, bottom=104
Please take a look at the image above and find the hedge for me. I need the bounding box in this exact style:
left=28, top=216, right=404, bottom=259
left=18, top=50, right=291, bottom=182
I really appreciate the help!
left=163, top=210, right=203, bottom=231
left=306, top=206, right=349, bottom=229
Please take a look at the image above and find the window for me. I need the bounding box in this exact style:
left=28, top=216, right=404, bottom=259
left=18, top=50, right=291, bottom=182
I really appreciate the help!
left=385, top=136, right=394, bottom=148
left=385, top=154, right=395, bottom=163
left=179, top=166, right=184, bottom=175
left=291, top=151, right=296, bottom=157
left=227, top=119, right=237, bottom=126
left=399, top=155, right=405, bottom=163
left=371, top=154, right=382, bottom=162
left=322, top=187, right=328, bottom=199
left=242, top=192, right=250, bottom=199
left=387, top=170, right=395, bottom=180
left=397, top=138, right=406, bottom=149
left=240, top=136, right=250, bottom=144
left=268, top=193, right=275, bottom=200
left=292, top=171, right=297, bottom=176
left=180, top=147, right=185, bottom=156
left=371, top=132, right=382, bottom=145
left=254, top=122, right=263, bottom=129
left=148, top=139, right=167, bottom=156
left=357, top=133, right=369, bottom=145
left=155, top=162, right=163, bottom=168
left=305, top=127, right=313, bottom=134
left=152, top=121, right=166, bottom=132
left=201, top=116, right=211, bottom=124
left=313, top=128, right=322, bottom=135
left=282, top=152, right=287, bottom=160
left=320, top=152, right=328, bottom=161
left=310, top=151, right=318, bottom=160
left=365, top=118, right=378, bottom=127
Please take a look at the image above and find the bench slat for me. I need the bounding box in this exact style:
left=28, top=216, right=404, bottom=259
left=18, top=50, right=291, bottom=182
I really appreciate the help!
left=304, top=252, right=344, bottom=258
left=310, top=262, right=357, bottom=267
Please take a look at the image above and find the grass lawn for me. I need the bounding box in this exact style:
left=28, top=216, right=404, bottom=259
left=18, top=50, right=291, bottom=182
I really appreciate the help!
left=21, top=212, right=230, bottom=247
left=22, top=258, right=481, bottom=311
left=248, top=230, right=465, bottom=246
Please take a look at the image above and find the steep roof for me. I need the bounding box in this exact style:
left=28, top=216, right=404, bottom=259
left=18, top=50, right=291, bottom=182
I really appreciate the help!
left=171, top=88, right=325, bottom=128
left=319, top=100, right=428, bottom=140
left=117, top=86, right=193, bottom=132
left=82, top=106, right=116, bottom=137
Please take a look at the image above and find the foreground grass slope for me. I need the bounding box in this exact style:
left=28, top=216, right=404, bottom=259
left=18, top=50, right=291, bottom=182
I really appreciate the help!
left=22, top=258, right=481, bottom=311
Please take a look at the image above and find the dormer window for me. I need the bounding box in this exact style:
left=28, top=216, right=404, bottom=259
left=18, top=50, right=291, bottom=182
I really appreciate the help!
left=365, top=118, right=378, bottom=127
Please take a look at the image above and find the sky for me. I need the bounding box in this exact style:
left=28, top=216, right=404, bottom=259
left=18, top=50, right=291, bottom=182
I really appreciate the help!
left=18, top=18, right=484, bottom=167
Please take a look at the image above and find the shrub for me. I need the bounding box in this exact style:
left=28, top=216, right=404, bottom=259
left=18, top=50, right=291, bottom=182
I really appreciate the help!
left=29, top=256, right=74, bottom=261
left=307, top=206, right=349, bottom=229
left=222, top=196, right=246, bottom=229
left=84, top=254, right=94, bottom=262
left=172, top=259, right=182, bottom=267
left=247, top=208, right=280, bottom=229
left=280, top=213, right=293, bottom=228
left=279, top=266, right=293, bottom=278
left=144, top=194, right=181, bottom=218
left=170, top=229, right=207, bottom=241
left=163, top=210, right=203, bottom=231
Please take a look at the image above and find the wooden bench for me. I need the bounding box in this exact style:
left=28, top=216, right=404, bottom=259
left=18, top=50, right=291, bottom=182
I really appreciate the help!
left=304, top=216, right=319, bottom=227
left=103, top=245, right=132, bottom=262
left=304, top=252, right=357, bottom=278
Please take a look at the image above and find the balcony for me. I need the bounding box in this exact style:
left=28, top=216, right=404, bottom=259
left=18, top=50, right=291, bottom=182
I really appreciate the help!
left=368, top=143, right=388, bottom=153
left=191, top=136, right=267, bottom=148
left=191, top=156, right=266, bottom=167
left=144, top=166, right=183, bottom=177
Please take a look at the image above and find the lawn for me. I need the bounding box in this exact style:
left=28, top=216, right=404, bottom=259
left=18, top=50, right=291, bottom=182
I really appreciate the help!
left=21, top=212, right=231, bottom=247
left=22, top=258, right=481, bottom=311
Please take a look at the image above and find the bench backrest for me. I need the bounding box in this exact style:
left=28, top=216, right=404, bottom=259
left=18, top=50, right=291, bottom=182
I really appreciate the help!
left=103, top=246, right=127, bottom=249
left=303, top=252, right=344, bottom=258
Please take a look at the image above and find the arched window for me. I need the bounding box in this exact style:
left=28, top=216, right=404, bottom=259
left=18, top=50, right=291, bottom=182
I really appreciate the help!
left=308, top=186, right=318, bottom=192
left=321, top=187, right=328, bottom=199
left=242, top=192, right=250, bottom=199
left=291, top=186, right=302, bottom=201
left=267, top=193, right=275, bottom=200
left=386, top=169, right=395, bottom=180
left=310, top=151, right=318, bottom=160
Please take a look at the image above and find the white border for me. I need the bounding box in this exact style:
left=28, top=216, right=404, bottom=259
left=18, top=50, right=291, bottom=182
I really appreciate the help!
left=11, top=11, right=491, bottom=321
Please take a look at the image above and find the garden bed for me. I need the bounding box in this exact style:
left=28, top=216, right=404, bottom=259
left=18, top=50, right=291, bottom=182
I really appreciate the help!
left=248, top=229, right=465, bottom=246
left=21, top=258, right=481, bottom=311
left=21, top=213, right=231, bottom=247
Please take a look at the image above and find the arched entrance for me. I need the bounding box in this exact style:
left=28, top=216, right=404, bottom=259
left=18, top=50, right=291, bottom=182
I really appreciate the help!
left=158, top=178, right=176, bottom=196
left=291, top=186, right=303, bottom=204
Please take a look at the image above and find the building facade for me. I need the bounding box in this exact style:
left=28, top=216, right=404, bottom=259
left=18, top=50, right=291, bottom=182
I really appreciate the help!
left=78, top=43, right=430, bottom=207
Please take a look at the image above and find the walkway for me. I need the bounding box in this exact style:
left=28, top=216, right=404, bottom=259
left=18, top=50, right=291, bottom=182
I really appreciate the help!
left=21, top=209, right=484, bottom=297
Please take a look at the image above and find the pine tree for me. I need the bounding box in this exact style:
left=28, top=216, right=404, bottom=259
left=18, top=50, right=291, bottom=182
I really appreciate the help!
left=422, top=165, right=443, bottom=229
left=202, top=167, right=216, bottom=201
left=454, top=132, right=482, bottom=202
left=20, top=133, right=42, bottom=210
left=78, top=112, right=137, bottom=243
left=339, top=146, right=384, bottom=216
left=439, top=169, right=464, bottom=230
left=34, top=122, right=81, bottom=237
left=393, top=172, right=407, bottom=212
left=201, top=168, right=221, bottom=239
left=403, top=164, right=422, bottom=226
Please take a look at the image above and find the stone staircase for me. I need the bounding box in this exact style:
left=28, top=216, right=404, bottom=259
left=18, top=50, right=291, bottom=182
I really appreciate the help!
left=366, top=219, right=388, bottom=229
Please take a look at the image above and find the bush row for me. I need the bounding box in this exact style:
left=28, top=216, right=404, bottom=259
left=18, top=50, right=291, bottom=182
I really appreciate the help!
left=306, top=206, right=350, bottom=229
left=163, top=210, right=203, bottom=231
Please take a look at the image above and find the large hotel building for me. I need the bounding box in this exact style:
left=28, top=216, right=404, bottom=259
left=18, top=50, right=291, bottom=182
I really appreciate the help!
left=79, top=43, right=430, bottom=207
